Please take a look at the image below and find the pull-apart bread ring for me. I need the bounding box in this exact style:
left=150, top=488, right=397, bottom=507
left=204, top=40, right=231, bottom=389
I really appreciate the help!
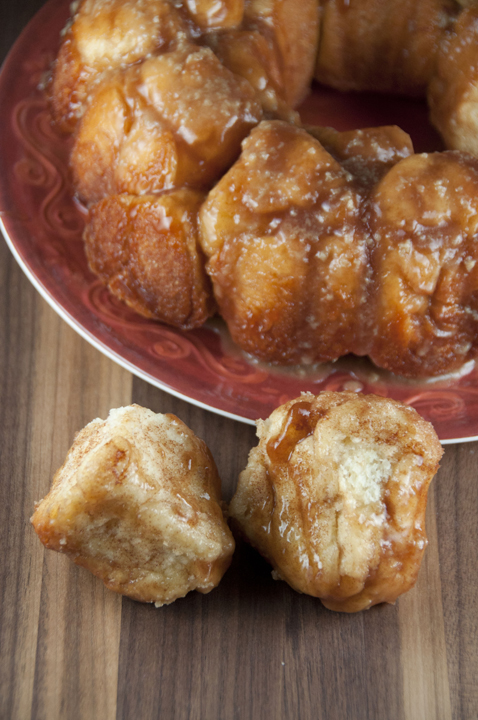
left=49, top=0, right=478, bottom=373
left=52, top=0, right=478, bottom=160
left=229, top=392, right=443, bottom=613
left=31, top=405, right=235, bottom=607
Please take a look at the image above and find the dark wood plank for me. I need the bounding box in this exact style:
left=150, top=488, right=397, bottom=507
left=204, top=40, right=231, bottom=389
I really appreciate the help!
left=436, top=444, right=478, bottom=720
left=0, top=239, right=40, bottom=720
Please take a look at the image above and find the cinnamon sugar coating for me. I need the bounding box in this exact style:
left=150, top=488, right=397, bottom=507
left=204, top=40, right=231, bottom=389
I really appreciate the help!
left=308, top=125, right=414, bottom=185
left=85, top=190, right=215, bottom=329
left=31, top=406, right=235, bottom=606
left=229, top=392, right=443, bottom=612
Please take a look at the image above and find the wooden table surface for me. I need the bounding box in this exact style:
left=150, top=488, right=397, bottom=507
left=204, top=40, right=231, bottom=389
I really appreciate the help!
left=1, top=2, right=478, bottom=719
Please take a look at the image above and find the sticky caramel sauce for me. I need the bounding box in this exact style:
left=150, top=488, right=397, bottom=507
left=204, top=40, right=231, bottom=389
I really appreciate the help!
left=267, top=401, right=325, bottom=465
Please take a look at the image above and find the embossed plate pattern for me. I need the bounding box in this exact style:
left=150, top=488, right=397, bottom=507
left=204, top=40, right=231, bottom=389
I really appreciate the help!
left=2, top=0, right=478, bottom=443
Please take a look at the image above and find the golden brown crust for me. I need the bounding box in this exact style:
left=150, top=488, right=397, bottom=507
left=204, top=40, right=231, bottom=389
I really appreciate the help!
left=229, top=392, right=443, bottom=612
left=31, top=405, right=235, bottom=606
left=204, top=29, right=298, bottom=122
left=85, top=190, right=215, bottom=329
left=199, top=121, right=370, bottom=364
left=428, top=5, right=478, bottom=156
left=367, top=150, right=478, bottom=376
left=186, top=0, right=245, bottom=29
left=244, top=0, right=319, bottom=108
left=71, top=46, right=263, bottom=204
left=50, top=0, right=191, bottom=133
left=315, top=0, right=457, bottom=96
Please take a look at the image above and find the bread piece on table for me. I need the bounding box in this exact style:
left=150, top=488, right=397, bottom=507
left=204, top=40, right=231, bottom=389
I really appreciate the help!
left=32, top=405, right=235, bottom=606
left=229, top=392, right=443, bottom=613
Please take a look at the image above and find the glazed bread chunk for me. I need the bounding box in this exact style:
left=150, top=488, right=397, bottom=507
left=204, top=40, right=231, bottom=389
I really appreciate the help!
left=199, top=120, right=370, bottom=365
left=367, top=151, right=478, bottom=377
left=205, top=29, right=297, bottom=122
left=244, top=0, right=319, bottom=108
left=31, top=406, right=235, bottom=606
left=50, top=0, right=191, bottom=132
left=428, top=5, right=478, bottom=156
left=71, top=46, right=262, bottom=203
left=85, top=190, right=215, bottom=329
left=229, top=392, right=443, bottom=613
left=315, top=0, right=457, bottom=96
left=51, top=0, right=317, bottom=134
left=199, top=119, right=478, bottom=376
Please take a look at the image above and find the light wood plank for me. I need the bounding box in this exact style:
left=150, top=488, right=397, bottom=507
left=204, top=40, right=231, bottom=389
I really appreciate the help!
left=398, top=482, right=452, bottom=720
left=27, top=299, right=132, bottom=720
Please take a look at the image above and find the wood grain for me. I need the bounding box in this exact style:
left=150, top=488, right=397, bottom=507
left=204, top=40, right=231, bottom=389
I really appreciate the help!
left=1, top=3, right=478, bottom=719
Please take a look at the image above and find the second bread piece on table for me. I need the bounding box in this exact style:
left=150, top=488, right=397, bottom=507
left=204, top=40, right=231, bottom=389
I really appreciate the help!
left=229, top=392, right=443, bottom=613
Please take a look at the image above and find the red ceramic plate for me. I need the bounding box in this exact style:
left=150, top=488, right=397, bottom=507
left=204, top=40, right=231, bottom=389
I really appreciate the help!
left=2, top=0, right=478, bottom=443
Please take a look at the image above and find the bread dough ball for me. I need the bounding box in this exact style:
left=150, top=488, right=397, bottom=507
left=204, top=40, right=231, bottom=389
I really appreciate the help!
left=85, top=190, right=215, bottom=329
left=229, top=392, right=443, bottom=612
left=31, top=406, right=235, bottom=606
left=368, top=151, right=478, bottom=377
left=315, top=0, right=456, bottom=96
left=198, top=120, right=408, bottom=365
left=428, top=5, right=478, bottom=156
left=71, top=46, right=262, bottom=203
left=244, top=0, right=319, bottom=108
left=205, top=29, right=297, bottom=122
left=50, top=0, right=190, bottom=132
